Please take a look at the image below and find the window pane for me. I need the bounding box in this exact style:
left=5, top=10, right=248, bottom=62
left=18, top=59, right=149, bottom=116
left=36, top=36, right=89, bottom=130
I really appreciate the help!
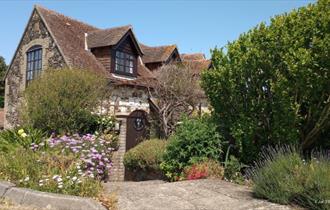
left=114, top=51, right=135, bottom=75
left=38, top=50, right=42, bottom=59
left=26, top=47, right=42, bottom=85
left=27, top=71, right=32, bottom=80
left=38, top=60, right=42, bottom=69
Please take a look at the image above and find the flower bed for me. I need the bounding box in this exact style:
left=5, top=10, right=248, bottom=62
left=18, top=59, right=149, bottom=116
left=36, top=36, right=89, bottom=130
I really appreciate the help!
left=0, top=129, right=118, bottom=197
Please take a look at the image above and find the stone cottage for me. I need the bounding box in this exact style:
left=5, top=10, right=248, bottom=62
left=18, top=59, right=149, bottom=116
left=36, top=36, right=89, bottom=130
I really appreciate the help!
left=3, top=5, right=210, bottom=180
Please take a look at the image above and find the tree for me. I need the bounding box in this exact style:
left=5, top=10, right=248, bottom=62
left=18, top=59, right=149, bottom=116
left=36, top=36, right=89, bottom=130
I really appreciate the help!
left=0, top=56, right=7, bottom=108
left=149, top=64, right=202, bottom=138
left=201, top=0, right=330, bottom=163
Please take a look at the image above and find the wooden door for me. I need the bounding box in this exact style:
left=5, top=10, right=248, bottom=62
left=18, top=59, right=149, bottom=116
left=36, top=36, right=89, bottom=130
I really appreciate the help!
left=126, top=110, right=149, bottom=151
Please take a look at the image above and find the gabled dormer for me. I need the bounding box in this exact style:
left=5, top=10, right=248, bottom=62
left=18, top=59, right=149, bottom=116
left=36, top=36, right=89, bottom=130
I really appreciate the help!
left=88, top=26, right=143, bottom=78
left=140, top=44, right=181, bottom=71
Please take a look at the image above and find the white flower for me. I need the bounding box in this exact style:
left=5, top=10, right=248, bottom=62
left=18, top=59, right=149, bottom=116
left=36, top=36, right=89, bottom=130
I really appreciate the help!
left=76, top=179, right=82, bottom=184
left=57, top=178, right=63, bottom=182
left=72, top=176, right=78, bottom=181
left=45, top=178, right=49, bottom=182
left=19, top=179, right=23, bottom=183
left=66, top=176, right=70, bottom=179
left=39, top=183, right=44, bottom=187
left=89, top=174, right=94, bottom=178
left=24, top=176, right=30, bottom=182
left=52, top=175, right=59, bottom=180
left=58, top=185, right=63, bottom=189
left=39, top=180, right=43, bottom=183
left=76, top=165, right=81, bottom=169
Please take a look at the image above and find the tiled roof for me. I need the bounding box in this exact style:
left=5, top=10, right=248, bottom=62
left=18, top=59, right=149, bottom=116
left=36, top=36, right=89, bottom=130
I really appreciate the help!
left=140, top=44, right=177, bottom=63
left=36, top=5, right=108, bottom=76
left=181, top=53, right=206, bottom=61
left=87, top=25, right=132, bottom=48
left=183, top=60, right=211, bottom=75
left=36, top=5, right=154, bottom=87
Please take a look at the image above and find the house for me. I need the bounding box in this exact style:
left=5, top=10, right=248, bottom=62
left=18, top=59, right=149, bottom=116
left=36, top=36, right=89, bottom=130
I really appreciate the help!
left=3, top=5, right=210, bottom=180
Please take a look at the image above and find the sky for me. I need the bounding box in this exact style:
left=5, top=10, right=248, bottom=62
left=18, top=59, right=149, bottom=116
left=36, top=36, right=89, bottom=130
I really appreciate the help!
left=0, top=0, right=315, bottom=64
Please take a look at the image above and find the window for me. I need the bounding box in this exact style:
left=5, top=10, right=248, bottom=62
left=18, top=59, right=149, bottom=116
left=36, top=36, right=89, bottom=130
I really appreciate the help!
left=114, top=51, right=135, bottom=75
left=26, top=46, right=42, bottom=85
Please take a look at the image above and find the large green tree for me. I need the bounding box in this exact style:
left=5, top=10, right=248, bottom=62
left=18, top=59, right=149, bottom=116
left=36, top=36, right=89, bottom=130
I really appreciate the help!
left=202, top=0, right=330, bottom=163
left=0, top=56, right=7, bottom=108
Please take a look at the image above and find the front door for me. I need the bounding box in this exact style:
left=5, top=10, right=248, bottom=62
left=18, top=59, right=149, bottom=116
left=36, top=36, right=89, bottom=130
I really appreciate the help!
left=126, top=110, right=149, bottom=151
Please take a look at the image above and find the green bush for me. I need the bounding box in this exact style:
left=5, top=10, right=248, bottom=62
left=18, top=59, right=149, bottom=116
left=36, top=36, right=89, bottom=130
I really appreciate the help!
left=201, top=0, right=330, bottom=164
left=224, top=155, right=246, bottom=184
left=22, top=68, right=108, bottom=134
left=0, top=148, right=102, bottom=197
left=161, top=116, right=224, bottom=181
left=0, top=127, right=46, bottom=152
left=124, top=139, right=167, bottom=172
left=250, top=146, right=330, bottom=209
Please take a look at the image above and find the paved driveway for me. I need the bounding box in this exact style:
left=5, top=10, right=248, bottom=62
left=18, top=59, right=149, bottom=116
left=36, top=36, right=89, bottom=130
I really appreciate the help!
left=104, top=179, right=292, bottom=210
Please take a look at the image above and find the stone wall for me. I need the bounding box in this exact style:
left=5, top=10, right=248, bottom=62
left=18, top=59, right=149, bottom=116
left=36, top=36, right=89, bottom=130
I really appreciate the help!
left=99, top=85, right=150, bottom=116
left=4, top=10, right=66, bottom=128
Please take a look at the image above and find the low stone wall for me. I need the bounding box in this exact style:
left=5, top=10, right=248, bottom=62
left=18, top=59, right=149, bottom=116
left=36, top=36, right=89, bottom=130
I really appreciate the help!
left=0, top=181, right=106, bottom=210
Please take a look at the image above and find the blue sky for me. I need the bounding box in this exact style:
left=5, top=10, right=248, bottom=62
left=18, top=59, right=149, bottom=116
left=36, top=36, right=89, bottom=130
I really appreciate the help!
left=0, top=0, right=315, bottom=64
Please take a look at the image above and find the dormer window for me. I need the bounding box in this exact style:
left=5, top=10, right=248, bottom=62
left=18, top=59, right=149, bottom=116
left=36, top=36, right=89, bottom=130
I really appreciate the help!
left=114, top=51, right=135, bottom=76
left=26, top=45, right=42, bottom=85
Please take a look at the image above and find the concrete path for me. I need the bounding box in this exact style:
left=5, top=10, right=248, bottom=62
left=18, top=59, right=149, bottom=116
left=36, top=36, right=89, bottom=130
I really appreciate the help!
left=104, top=179, right=293, bottom=210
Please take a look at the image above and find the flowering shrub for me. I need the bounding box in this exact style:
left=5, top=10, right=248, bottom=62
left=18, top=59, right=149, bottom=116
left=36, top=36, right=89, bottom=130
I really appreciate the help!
left=47, top=134, right=115, bottom=180
left=161, top=116, right=224, bottom=181
left=249, top=146, right=330, bottom=210
left=184, top=165, right=208, bottom=180
left=0, top=148, right=102, bottom=197
left=0, top=130, right=118, bottom=197
left=183, top=159, right=224, bottom=181
left=96, top=115, right=116, bottom=134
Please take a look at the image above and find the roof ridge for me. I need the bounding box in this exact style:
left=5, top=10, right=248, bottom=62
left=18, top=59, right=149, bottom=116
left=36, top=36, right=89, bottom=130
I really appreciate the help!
left=35, top=4, right=99, bottom=30
left=141, top=43, right=177, bottom=48
left=88, top=25, right=132, bottom=35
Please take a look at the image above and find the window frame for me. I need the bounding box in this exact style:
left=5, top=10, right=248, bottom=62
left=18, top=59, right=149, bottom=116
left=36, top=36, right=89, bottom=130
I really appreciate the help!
left=26, top=45, right=43, bottom=85
left=112, top=50, right=137, bottom=77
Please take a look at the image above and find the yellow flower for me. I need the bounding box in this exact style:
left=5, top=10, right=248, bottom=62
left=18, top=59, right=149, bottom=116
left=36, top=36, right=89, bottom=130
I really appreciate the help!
left=21, top=133, right=28, bottom=138
left=18, top=129, right=25, bottom=135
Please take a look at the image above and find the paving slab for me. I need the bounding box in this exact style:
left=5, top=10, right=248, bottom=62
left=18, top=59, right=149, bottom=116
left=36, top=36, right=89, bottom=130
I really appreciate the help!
left=104, top=179, right=293, bottom=210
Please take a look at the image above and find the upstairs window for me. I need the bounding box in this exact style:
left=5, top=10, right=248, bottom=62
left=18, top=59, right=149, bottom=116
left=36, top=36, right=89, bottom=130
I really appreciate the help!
left=26, top=46, right=42, bottom=85
left=114, top=51, right=135, bottom=76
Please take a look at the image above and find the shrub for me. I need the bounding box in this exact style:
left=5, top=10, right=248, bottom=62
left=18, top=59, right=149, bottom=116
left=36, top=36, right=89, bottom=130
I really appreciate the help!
left=224, top=155, right=246, bottom=184
left=0, top=148, right=102, bottom=197
left=183, top=159, right=224, bottom=180
left=96, top=115, right=116, bottom=134
left=295, top=152, right=330, bottom=210
left=161, top=116, right=224, bottom=181
left=201, top=0, right=330, bottom=164
left=249, top=146, right=330, bottom=209
left=22, top=68, right=108, bottom=134
left=124, top=139, right=167, bottom=173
